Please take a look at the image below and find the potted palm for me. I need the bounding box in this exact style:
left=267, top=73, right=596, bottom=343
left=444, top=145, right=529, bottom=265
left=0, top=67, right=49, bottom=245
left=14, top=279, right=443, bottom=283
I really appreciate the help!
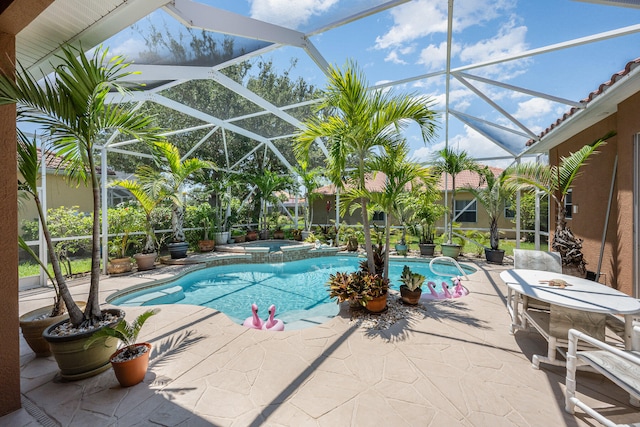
left=151, top=142, right=213, bottom=258
left=293, top=159, right=322, bottom=239
left=251, top=169, right=294, bottom=240
left=399, top=265, right=425, bottom=305
left=107, top=205, right=143, bottom=274
left=465, top=167, right=514, bottom=264
left=505, top=135, right=612, bottom=276
left=431, top=147, right=481, bottom=259
left=0, top=44, right=161, bottom=379
left=86, top=309, right=158, bottom=387
left=410, top=175, right=447, bottom=257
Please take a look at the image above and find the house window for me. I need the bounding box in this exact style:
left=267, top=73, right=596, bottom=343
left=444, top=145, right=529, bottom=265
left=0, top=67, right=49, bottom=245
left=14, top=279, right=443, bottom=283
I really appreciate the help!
left=454, top=200, right=477, bottom=223
left=372, top=211, right=385, bottom=221
left=504, top=200, right=515, bottom=219
left=564, top=189, right=573, bottom=219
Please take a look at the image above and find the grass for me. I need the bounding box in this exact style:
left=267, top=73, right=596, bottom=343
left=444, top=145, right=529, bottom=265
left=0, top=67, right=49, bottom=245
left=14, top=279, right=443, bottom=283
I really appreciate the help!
left=19, top=258, right=95, bottom=278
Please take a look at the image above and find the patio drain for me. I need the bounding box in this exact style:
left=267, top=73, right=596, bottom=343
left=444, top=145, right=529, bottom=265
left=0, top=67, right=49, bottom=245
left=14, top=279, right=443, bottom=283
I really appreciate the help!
left=22, top=395, right=59, bottom=427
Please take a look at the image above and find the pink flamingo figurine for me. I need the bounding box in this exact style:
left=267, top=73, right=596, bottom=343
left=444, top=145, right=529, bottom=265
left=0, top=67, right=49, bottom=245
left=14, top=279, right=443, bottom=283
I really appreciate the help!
left=243, top=303, right=264, bottom=329
left=262, top=304, right=285, bottom=331
left=452, top=276, right=468, bottom=298
left=441, top=282, right=453, bottom=298
left=424, top=281, right=445, bottom=300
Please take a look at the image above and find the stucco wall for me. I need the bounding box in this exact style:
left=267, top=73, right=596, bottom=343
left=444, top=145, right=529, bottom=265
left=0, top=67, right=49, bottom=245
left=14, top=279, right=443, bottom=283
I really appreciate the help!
left=548, top=98, right=638, bottom=295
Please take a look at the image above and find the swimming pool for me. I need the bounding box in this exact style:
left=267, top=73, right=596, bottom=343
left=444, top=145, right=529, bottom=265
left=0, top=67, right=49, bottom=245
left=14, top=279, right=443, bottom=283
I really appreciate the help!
left=109, top=257, right=476, bottom=328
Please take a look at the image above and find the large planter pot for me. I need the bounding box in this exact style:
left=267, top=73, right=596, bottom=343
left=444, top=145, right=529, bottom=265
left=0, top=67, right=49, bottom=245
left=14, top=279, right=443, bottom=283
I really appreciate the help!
left=134, top=252, right=157, bottom=271
left=301, top=230, right=312, bottom=240
left=19, top=302, right=85, bottom=357
left=214, top=231, right=230, bottom=245
left=440, top=243, right=461, bottom=259
left=233, top=234, right=246, bottom=243
left=273, top=230, right=285, bottom=239
left=399, top=285, right=422, bottom=305
left=43, top=308, right=125, bottom=381
left=365, top=293, right=388, bottom=313
left=346, top=237, right=359, bottom=252
left=168, top=241, right=189, bottom=259
left=246, top=230, right=258, bottom=241
left=198, top=240, right=215, bottom=252
left=259, top=230, right=270, bottom=240
left=418, top=243, right=436, bottom=257
left=110, top=342, right=152, bottom=387
left=484, top=248, right=505, bottom=264
left=107, top=257, right=132, bottom=275
left=395, top=243, right=408, bottom=255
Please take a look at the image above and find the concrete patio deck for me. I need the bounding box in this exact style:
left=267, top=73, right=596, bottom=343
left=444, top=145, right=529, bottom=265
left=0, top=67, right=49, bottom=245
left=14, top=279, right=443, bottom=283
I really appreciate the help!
left=5, top=256, right=640, bottom=426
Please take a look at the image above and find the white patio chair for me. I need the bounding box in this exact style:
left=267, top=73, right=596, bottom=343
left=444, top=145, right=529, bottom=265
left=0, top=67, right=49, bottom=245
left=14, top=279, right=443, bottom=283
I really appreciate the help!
left=513, top=249, right=562, bottom=312
left=565, top=327, right=640, bottom=427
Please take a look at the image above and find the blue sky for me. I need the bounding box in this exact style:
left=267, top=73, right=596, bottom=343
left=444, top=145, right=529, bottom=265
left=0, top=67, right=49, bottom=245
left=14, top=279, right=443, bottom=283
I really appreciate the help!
left=106, top=0, right=640, bottom=168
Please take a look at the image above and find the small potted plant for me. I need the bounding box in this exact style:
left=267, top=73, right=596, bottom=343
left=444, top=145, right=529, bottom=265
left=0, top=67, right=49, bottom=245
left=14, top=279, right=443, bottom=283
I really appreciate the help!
left=399, top=265, right=425, bottom=305
left=198, top=216, right=215, bottom=252
left=232, top=229, right=246, bottom=243
left=326, top=264, right=389, bottom=313
left=86, top=309, right=158, bottom=387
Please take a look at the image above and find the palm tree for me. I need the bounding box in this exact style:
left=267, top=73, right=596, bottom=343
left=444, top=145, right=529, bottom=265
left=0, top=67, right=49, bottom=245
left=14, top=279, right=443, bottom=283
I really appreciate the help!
left=151, top=141, right=213, bottom=244
left=293, top=159, right=322, bottom=232
left=112, top=165, right=167, bottom=255
left=357, top=141, right=430, bottom=279
left=431, top=147, right=481, bottom=245
left=295, top=60, right=438, bottom=272
left=465, top=167, right=514, bottom=252
left=251, top=169, right=294, bottom=236
left=17, top=132, right=65, bottom=316
left=504, top=135, right=612, bottom=273
left=0, top=44, right=162, bottom=327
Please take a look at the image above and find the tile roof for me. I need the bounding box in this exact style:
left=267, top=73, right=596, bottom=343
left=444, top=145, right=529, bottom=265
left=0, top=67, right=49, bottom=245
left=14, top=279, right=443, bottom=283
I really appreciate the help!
left=527, top=57, right=640, bottom=146
left=38, top=148, right=115, bottom=175
left=314, top=165, right=503, bottom=195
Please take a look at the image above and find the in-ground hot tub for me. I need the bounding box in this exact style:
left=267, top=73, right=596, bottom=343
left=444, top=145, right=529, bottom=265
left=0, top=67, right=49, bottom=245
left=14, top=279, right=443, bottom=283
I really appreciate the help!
left=215, top=239, right=334, bottom=262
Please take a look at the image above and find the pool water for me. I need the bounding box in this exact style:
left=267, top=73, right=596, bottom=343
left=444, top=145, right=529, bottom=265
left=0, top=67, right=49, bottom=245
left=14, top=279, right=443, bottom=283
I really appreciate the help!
left=110, top=257, right=475, bottom=326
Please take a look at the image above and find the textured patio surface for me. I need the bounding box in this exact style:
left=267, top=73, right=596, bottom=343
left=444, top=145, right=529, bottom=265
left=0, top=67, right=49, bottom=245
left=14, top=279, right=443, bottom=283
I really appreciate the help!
left=6, top=256, right=640, bottom=426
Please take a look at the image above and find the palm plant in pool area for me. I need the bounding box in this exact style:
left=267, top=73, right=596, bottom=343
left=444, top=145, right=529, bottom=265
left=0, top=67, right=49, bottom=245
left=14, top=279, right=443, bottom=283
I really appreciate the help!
left=504, top=135, right=612, bottom=274
left=295, top=60, right=438, bottom=273
left=0, top=44, right=162, bottom=327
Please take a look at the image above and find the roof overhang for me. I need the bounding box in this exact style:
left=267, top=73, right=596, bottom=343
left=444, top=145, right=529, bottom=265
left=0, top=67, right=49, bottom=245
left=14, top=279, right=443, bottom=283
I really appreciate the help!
left=523, top=61, right=640, bottom=154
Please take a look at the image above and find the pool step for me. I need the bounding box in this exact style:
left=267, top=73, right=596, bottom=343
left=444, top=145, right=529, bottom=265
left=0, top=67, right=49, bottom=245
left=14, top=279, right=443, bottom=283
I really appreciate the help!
left=117, top=285, right=185, bottom=306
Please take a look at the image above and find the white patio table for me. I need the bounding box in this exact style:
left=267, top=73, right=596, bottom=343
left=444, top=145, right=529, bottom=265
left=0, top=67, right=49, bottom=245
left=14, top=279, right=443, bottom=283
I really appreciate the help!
left=500, top=269, right=640, bottom=368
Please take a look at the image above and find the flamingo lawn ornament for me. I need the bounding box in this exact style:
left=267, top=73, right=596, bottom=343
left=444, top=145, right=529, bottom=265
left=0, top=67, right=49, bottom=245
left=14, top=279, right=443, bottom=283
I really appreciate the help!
left=423, top=281, right=446, bottom=300
left=243, top=303, right=264, bottom=329
left=441, top=282, right=453, bottom=298
left=262, top=304, right=285, bottom=331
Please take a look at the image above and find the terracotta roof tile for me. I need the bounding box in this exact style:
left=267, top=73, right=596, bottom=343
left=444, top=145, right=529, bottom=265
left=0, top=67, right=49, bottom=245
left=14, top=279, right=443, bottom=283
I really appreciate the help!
left=527, top=57, right=640, bottom=146
left=38, top=148, right=115, bottom=175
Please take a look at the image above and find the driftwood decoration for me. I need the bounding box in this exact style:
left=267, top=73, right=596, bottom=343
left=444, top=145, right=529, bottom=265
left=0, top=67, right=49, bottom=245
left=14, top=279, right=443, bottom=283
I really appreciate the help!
left=552, top=227, right=586, bottom=274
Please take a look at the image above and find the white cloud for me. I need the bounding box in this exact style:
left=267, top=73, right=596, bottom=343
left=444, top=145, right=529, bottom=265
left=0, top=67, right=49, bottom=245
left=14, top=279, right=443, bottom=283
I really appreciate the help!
left=384, top=50, right=407, bottom=65
left=249, top=0, right=339, bottom=29
left=417, top=41, right=461, bottom=71
left=513, top=98, right=555, bottom=121
left=459, top=20, right=528, bottom=65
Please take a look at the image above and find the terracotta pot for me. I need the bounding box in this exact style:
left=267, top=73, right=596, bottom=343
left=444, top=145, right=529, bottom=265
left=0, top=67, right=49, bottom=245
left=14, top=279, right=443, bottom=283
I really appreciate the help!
left=43, top=308, right=124, bottom=381
left=365, top=293, right=388, bottom=313
left=107, top=257, right=132, bottom=274
left=346, top=237, right=359, bottom=252
left=134, top=253, right=157, bottom=271
left=110, top=343, right=152, bottom=387
left=273, top=230, right=285, bottom=239
left=198, top=240, right=215, bottom=252
left=400, top=285, right=422, bottom=305
left=19, top=301, right=87, bottom=357
left=233, top=234, right=246, bottom=243
left=246, top=231, right=258, bottom=241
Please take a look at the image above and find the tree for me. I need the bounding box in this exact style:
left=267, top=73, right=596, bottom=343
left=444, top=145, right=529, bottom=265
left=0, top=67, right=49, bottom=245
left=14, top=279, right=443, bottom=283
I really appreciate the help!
left=250, top=169, right=295, bottom=234
left=293, top=159, right=323, bottom=231
left=151, top=141, right=213, bottom=243
left=504, top=134, right=613, bottom=273
left=295, top=60, right=438, bottom=272
left=350, top=141, right=429, bottom=280
left=431, top=148, right=481, bottom=245
left=0, top=44, right=162, bottom=326
left=465, top=167, right=514, bottom=251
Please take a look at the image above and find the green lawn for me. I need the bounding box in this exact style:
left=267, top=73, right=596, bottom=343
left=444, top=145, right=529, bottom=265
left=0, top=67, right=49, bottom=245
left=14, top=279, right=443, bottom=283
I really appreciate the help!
left=19, top=258, right=95, bottom=278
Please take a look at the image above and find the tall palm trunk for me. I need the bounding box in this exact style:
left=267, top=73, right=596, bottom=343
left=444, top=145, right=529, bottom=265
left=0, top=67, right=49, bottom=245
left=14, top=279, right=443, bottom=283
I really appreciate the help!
left=85, top=153, right=102, bottom=323
left=383, top=214, right=391, bottom=280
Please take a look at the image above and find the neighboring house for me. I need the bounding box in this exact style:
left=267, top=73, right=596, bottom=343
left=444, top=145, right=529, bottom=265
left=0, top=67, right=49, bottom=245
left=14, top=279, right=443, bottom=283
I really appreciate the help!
left=312, top=166, right=516, bottom=238
left=18, top=149, right=114, bottom=235
left=525, top=57, right=640, bottom=297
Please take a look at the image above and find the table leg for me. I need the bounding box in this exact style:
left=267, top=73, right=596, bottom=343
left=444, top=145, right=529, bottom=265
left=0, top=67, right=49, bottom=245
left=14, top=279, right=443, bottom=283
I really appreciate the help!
left=507, top=288, right=524, bottom=334
left=624, top=314, right=634, bottom=350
